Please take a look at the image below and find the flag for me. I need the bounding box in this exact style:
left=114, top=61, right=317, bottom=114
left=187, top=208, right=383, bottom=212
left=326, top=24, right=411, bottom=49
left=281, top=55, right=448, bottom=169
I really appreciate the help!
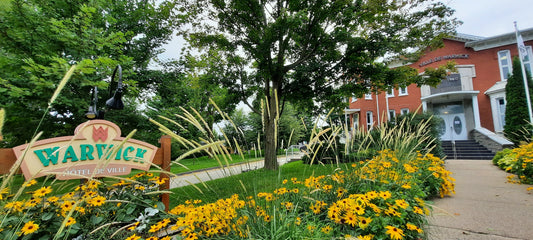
left=515, top=23, right=528, bottom=61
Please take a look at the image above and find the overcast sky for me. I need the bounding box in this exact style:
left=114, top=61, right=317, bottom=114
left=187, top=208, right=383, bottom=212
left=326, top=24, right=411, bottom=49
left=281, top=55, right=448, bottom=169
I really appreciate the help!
left=160, top=0, right=533, bottom=61
left=446, top=0, right=533, bottom=37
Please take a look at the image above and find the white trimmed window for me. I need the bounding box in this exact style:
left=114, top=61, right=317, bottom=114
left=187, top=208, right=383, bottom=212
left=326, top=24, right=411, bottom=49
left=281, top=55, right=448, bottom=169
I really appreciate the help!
left=399, top=86, right=408, bottom=96
left=498, top=50, right=512, bottom=81
left=401, top=108, right=410, bottom=115
left=388, top=110, right=396, bottom=120
left=364, top=92, right=372, bottom=100
left=366, top=111, right=373, bottom=130
left=351, top=96, right=357, bottom=103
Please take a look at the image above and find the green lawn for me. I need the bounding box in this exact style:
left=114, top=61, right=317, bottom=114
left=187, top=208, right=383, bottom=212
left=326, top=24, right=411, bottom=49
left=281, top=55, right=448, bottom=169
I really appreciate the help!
left=167, top=161, right=347, bottom=207
left=167, top=154, right=263, bottom=174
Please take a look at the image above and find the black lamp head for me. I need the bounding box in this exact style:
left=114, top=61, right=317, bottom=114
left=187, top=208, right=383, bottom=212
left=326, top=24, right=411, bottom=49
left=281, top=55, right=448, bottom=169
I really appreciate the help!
left=105, top=65, right=124, bottom=110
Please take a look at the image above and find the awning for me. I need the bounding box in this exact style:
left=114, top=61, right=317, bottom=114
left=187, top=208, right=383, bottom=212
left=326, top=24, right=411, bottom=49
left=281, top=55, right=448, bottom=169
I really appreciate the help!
left=420, top=91, right=480, bottom=104
left=484, top=81, right=507, bottom=95
left=344, top=108, right=360, bottom=114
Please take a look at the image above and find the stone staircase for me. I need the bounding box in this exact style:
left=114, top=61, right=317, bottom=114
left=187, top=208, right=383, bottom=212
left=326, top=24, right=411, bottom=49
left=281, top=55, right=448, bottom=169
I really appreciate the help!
left=441, top=140, right=495, bottom=160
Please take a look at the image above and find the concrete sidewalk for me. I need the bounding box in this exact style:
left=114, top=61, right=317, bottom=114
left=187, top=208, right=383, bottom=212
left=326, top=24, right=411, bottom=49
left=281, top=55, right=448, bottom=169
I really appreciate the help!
left=428, top=160, right=533, bottom=240
left=168, top=153, right=303, bottom=189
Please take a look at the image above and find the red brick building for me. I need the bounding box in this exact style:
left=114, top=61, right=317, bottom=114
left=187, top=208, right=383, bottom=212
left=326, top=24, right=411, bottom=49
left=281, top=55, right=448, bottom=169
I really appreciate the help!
left=346, top=28, right=533, bottom=143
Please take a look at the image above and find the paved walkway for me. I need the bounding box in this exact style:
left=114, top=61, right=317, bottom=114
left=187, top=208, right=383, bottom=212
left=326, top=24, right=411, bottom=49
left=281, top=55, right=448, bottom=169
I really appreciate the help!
left=428, top=160, right=533, bottom=240
left=168, top=153, right=303, bottom=189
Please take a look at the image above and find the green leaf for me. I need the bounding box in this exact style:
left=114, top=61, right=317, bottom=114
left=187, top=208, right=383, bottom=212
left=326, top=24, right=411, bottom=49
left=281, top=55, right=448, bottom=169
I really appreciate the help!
left=126, top=206, right=136, bottom=215
left=90, top=215, right=104, bottom=225
left=155, top=201, right=166, bottom=211
left=42, top=212, right=54, bottom=221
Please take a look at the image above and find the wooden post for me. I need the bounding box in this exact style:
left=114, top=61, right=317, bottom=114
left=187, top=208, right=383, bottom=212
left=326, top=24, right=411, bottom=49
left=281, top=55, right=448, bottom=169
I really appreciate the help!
left=0, top=148, right=17, bottom=174
left=159, top=135, right=172, bottom=211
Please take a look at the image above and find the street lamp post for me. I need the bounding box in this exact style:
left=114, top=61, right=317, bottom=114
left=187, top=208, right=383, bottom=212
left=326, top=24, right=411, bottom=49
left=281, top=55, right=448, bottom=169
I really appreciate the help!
left=85, top=65, right=124, bottom=119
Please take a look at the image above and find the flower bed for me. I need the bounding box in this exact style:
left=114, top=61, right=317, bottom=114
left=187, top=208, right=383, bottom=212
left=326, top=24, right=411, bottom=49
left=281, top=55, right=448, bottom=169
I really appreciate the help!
left=493, top=143, right=533, bottom=185
left=0, top=150, right=454, bottom=240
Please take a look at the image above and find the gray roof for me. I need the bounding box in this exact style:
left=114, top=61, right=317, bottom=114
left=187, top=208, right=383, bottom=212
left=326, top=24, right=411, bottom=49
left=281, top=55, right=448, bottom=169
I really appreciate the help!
left=447, top=33, right=485, bottom=42
left=464, top=27, right=533, bottom=51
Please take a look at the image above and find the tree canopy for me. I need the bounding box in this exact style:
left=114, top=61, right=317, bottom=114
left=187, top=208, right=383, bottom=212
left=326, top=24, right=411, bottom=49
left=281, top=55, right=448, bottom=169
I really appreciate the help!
left=179, top=0, right=460, bottom=169
left=0, top=0, right=180, bottom=147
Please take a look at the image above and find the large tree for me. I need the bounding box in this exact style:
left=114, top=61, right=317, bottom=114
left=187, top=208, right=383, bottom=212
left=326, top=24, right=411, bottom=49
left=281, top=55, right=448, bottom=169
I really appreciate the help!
left=504, top=57, right=533, bottom=145
left=0, top=0, right=179, bottom=147
left=179, top=0, right=459, bottom=169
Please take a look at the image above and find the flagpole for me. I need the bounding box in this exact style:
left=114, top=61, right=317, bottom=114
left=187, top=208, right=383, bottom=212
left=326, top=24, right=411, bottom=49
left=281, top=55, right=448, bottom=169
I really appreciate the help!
left=514, top=21, right=533, bottom=124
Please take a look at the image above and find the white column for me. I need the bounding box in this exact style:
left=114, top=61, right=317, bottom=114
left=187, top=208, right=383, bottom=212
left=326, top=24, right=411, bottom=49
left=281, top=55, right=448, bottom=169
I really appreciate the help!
left=472, top=95, right=481, bottom=128
left=422, top=100, right=428, bottom=112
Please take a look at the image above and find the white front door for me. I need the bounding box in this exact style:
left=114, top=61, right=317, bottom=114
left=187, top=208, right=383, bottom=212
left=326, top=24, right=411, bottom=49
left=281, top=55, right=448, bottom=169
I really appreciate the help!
left=439, top=113, right=468, bottom=141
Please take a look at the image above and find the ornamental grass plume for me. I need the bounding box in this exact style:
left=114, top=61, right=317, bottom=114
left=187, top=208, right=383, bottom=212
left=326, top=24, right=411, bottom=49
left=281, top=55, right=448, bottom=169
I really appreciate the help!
left=0, top=108, right=4, bottom=141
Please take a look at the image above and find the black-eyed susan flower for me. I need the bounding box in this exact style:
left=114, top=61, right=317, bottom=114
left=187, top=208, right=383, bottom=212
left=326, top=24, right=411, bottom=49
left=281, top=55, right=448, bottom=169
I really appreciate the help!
left=343, top=212, right=358, bottom=227
left=358, top=216, right=372, bottom=229
left=321, top=225, right=332, bottom=234
left=33, top=186, right=52, bottom=198
left=20, top=221, right=39, bottom=235
left=23, top=179, right=37, bottom=187
left=87, top=195, right=106, bottom=207
left=125, top=234, right=141, bottom=240
left=65, top=217, right=76, bottom=227
left=357, top=234, right=375, bottom=240
left=385, top=225, right=405, bottom=240
left=406, top=223, right=423, bottom=233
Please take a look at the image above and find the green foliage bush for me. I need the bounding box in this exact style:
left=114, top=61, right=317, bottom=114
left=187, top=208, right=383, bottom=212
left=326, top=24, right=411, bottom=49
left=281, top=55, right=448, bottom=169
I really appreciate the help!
left=504, top=57, right=533, bottom=145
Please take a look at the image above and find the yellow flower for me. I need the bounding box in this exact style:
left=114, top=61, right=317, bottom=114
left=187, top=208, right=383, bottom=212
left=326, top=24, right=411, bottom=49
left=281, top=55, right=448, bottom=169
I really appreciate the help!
left=337, top=187, right=346, bottom=198
left=358, top=216, right=372, bottom=229
left=127, top=222, right=140, bottom=231
left=385, top=226, right=405, bottom=240
left=379, top=191, right=391, bottom=200
left=20, top=221, right=39, bottom=235
left=61, top=201, right=75, bottom=212
left=33, top=186, right=52, bottom=198
left=23, top=179, right=37, bottom=187
left=47, top=196, right=59, bottom=203
left=65, top=217, right=76, bottom=227
left=406, top=223, right=423, bottom=233
left=24, top=198, right=41, bottom=208
left=125, top=234, right=141, bottom=240
left=86, top=180, right=100, bottom=189
left=394, top=199, right=409, bottom=209
left=343, top=212, right=358, bottom=227
left=88, top=195, right=106, bottom=207
left=295, top=217, right=301, bottom=225
left=321, top=225, right=332, bottom=234
left=357, top=234, right=374, bottom=240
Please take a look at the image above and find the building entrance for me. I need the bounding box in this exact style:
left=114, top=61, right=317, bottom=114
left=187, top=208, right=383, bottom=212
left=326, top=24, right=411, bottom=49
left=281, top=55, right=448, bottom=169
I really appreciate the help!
left=434, top=103, right=468, bottom=141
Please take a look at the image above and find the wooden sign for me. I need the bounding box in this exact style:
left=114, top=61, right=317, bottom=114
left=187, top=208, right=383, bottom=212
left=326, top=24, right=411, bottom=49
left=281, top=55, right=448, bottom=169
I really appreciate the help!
left=13, top=120, right=158, bottom=180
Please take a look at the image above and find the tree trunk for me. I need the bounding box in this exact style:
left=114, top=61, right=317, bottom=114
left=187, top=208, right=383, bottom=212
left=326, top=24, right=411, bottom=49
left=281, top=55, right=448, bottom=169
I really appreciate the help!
left=263, top=93, right=279, bottom=170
